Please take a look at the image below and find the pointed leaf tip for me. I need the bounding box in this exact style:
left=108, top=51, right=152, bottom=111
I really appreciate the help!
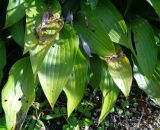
left=108, top=55, right=132, bottom=97
left=2, top=57, right=37, bottom=130
left=64, top=49, right=89, bottom=117
left=38, top=24, right=79, bottom=109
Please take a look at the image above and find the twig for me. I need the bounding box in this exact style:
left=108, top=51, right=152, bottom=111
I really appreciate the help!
left=137, top=107, right=144, bottom=128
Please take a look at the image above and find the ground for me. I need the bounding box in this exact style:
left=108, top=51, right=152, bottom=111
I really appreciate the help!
left=28, top=83, right=160, bottom=130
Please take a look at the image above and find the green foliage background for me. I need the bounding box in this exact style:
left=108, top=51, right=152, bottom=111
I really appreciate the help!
left=0, top=0, right=160, bottom=129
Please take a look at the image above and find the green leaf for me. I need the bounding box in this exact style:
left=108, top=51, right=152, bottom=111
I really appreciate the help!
left=9, top=19, right=24, bottom=47
left=94, top=0, right=128, bottom=47
left=0, top=41, right=6, bottom=84
left=24, top=0, right=46, bottom=53
left=24, top=0, right=62, bottom=53
left=29, top=42, right=56, bottom=76
left=34, top=119, right=46, bottom=130
left=74, top=125, right=80, bottom=130
left=24, top=0, right=63, bottom=76
left=0, top=117, right=7, bottom=130
left=38, top=24, right=79, bottom=109
left=108, top=56, right=132, bottom=97
left=134, top=63, right=160, bottom=106
left=132, top=17, right=158, bottom=77
left=1, top=57, right=37, bottom=130
left=42, top=113, right=63, bottom=120
left=99, top=62, right=119, bottom=123
left=146, top=0, right=160, bottom=18
left=5, top=0, right=27, bottom=27
left=63, top=49, right=89, bottom=117
left=88, top=0, right=98, bottom=10
left=79, top=118, right=93, bottom=127
left=89, top=56, right=103, bottom=88
left=127, top=25, right=136, bottom=57
left=74, top=12, right=115, bottom=57
left=87, top=57, right=119, bottom=122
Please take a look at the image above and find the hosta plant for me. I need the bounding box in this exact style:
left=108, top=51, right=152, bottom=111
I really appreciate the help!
left=0, top=0, right=160, bottom=129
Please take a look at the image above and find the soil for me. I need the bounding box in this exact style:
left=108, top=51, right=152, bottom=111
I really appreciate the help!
left=38, top=84, right=160, bottom=130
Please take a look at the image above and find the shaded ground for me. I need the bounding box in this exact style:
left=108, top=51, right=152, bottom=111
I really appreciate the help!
left=90, top=86, right=160, bottom=130
left=30, top=83, right=160, bottom=130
